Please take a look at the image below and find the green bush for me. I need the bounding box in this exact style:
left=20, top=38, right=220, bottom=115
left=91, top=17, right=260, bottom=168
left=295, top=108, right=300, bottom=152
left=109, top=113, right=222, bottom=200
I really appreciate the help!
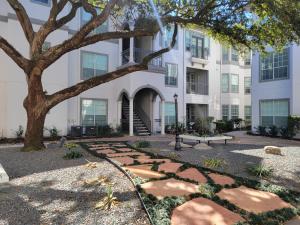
left=64, top=142, right=78, bottom=150
left=15, top=125, right=24, bottom=138
left=134, top=140, right=151, bottom=148
left=214, top=120, right=234, bottom=133
left=256, top=126, right=267, bottom=136
left=203, top=158, right=226, bottom=169
left=247, top=164, right=273, bottom=178
left=280, top=115, right=300, bottom=139
left=268, top=125, right=278, bottom=137
left=194, top=117, right=214, bottom=136
left=232, top=118, right=243, bottom=129
left=46, top=126, right=60, bottom=138
left=63, top=151, right=83, bottom=159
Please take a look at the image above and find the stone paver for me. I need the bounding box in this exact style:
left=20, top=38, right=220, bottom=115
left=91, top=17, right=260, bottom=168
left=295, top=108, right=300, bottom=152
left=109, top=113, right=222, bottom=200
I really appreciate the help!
left=171, top=197, right=245, bottom=225
left=217, top=186, right=293, bottom=214
left=136, top=157, right=171, bottom=164
left=106, top=152, right=146, bottom=158
left=176, top=168, right=207, bottom=184
left=89, top=146, right=112, bottom=150
left=123, top=164, right=165, bottom=179
left=96, top=149, right=116, bottom=155
left=285, top=216, right=300, bottom=225
left=112, top=156, right=135, bottom=166
left=111, top=144, right=127, bottom=147
left=115, top=148, right=133, bottom=152
left=158, top=162, right=183, bottom=173
left=208, top=173, right=235, bottom=186
left=89, top=144, right=110, bottom=148
left=141, top=178, right=198, bottom=199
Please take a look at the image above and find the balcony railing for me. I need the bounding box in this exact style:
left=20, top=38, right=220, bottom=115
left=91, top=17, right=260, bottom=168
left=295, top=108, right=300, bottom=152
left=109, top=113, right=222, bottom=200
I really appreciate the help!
left=191, top=46, right=209, bottom=60
left=186, top=82, right=209, bottom=95
left=121, top=48, right=163, bottom=67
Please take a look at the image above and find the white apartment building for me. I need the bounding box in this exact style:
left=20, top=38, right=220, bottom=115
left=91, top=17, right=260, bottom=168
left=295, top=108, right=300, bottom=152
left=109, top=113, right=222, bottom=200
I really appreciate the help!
left=0, top=0, right=251, bottom=138
left=252, top=45, right=300, bottom=130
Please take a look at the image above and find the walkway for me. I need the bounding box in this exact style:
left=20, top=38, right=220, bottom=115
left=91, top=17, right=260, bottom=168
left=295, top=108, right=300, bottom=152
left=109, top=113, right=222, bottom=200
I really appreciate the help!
left=83, top=141, right=299, bottom=225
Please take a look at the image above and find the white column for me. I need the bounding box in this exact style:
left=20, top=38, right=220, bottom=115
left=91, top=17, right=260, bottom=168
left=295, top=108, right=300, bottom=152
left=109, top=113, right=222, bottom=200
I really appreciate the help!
left=129, top=23, right=135, bottom=63
left=129, top=98, right=134, bottom=136
left=117, top=100, right=122, bottom=127
left=161, top=100, right=165, bottom=135
left=118, top=39, right=123, bottom=66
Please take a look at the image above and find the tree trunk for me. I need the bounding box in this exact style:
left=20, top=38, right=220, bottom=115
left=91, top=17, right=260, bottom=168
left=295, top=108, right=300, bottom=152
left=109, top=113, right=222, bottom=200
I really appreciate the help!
left=22, top=68, right=48, bottom=151
left=23, top=109, right=46, bottom=151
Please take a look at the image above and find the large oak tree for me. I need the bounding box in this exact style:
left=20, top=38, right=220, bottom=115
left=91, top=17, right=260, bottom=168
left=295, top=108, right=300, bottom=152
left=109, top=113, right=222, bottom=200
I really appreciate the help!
left=0, top=0, right=299, bottom=151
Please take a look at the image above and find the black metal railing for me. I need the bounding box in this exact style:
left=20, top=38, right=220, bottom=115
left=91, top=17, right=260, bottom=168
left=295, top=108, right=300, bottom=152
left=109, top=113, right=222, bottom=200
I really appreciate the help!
left=121, top=48, right=163, bottom=67
left=186, top=82, right=209, bottom=95
left=134, top=105, right=151, bottom=133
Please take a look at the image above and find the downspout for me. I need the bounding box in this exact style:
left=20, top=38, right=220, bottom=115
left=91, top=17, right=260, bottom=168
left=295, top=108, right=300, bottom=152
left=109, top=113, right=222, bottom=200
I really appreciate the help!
left=183, top=28, right=186, bottom=125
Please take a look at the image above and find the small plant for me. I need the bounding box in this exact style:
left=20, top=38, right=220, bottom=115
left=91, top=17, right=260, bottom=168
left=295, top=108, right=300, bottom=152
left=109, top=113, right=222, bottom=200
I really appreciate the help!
left=46, top=126, right=60, bottom=138
left=134, top=140, right=151, bottom=148
left=63, top=151, right=83, bottom=159
left=267, top=125, right=278, bottom=137
left=95, top=185, right=119, bottom=210
left=64, top=142, right=78, bottom=150
left=167, top=152, right=180, bottom=160
left=84, top=160, right=97, bottom=169
left=15, top=125, right=24, bottom=138
left=247, top=164, right=273, bottom=178
left=198, top=184, right=215, bottom=198
left=84, top=176, right=111, bottom=186
left=256, top=126, right=267, bottom=136
left=203, top=158, right=225, bottom=169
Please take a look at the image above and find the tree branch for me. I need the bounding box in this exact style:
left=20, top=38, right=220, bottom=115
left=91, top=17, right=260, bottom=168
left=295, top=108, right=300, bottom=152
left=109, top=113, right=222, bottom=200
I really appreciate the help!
left=46, top=23, right=178, bottom=109
left=0, top=36, right=30, bottom=72
left=6, top=0, right=35, bottom=44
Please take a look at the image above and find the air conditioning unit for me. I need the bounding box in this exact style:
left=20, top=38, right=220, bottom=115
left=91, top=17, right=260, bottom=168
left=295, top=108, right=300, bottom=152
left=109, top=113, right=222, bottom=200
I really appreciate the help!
left=70, top=126, right=82, bottom=137
left=85, top=126, right=97, bottom=136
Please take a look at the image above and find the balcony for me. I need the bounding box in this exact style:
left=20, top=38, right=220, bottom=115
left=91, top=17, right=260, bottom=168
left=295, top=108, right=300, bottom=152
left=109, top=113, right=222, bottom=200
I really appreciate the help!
left=186, top=68, right=209, bottom=95
left=121, top=48, right=165, bottom=73
left=186, top=82, right=208, bottom=95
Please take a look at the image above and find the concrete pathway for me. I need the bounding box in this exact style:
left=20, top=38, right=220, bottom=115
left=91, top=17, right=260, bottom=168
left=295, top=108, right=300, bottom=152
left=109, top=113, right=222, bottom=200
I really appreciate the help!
left=84, top=141, right=298, bottom=225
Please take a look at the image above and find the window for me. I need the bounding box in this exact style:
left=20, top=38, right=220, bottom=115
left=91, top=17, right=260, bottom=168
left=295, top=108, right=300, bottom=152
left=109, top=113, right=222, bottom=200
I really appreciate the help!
left=32, top=0, right=50, bottom=5
left=222, top=105, right=229, bottom=121
left=231, top=105, right=239, bottom=120
left=165, top=63, right=178, bottom=86
left=260, top=99, right=289, bottom=127
left=222, top=46, right=230, bottom=62
left=81, top=52, right=108, bottom=80
left=81, top=9, right=108, bottom=34
left=81, top=99, right=107, bottom=126
left=186, top=30, right=210, bottom=58
left=260, top=48, right=289, bottom=81
left=231, top=74, right=239, bottom=93
left=221, top=73, right=229, bottom=93
left=231, top=48, right=239, bottom=62
left=165, top=103, right=176, bottom=125
left=186, top=69, right=208, bottom=95
left=244, top=106, right=251, bottom=121
left=244, top=52, right=251, bottom=65
left=161, top=25, right=178, bottom=49
left=244, top=77, right=251, bottom=94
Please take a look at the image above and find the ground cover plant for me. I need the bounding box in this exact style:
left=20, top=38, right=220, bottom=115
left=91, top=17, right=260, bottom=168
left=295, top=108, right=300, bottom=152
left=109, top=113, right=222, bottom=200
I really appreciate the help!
left=80, top=141, right=300, bottom=225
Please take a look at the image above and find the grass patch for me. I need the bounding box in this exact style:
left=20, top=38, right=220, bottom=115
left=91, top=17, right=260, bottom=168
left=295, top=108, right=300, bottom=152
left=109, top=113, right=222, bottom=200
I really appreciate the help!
left=247, top=164, right=274, bottom=178
left=203, top=158, right=226, bottom=169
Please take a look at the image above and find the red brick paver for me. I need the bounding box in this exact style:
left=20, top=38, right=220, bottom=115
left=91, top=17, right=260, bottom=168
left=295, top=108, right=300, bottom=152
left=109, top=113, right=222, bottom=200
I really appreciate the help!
left=123, top=164, right=165, bottom=179
left=141, top=178, right=198, bottom=199
left=171, top=197, right=245, bottom=225
left=217, top=186, right=293, bottom=214
left=115, top=148, right=133, bottom=152
left=176, top=168, right=207, bottom=184
left=106, top=152, right=146, bottom=158
left=112, top=156, right=135, bottom=166
left=136, top=157, right=171, bottom=164
left=208, top=173, right=235, bottom=186
left=158, top=162, right=183, bottom=173
left=96, top=149, right=116, bottom=155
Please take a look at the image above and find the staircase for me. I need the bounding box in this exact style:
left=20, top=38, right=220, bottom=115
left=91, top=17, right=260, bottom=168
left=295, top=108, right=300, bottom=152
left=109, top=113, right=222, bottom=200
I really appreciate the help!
left=122, top=100, right=151, bottom=136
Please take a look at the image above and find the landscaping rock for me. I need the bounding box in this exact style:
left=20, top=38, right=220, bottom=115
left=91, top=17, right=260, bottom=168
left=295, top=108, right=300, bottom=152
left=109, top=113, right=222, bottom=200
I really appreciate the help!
left=193, top=143, right=213, bottom=150
left=217, top=186, right=293, bottom=214
left=264, top=146, right=282, bottom=155
left=208, top=173, right=235, bottom=186
left=176, top=168, right=207, bottom=184
left=168, top=141, right=192, bottom=148
left=0, top=163, right=9, bottom=183
left=171, top=197, right=245, bottom=225
left=141, top=178, right=198, bottom=199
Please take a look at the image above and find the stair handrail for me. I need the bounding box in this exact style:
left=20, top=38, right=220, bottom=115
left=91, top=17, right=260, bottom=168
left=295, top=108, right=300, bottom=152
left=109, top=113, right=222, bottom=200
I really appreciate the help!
left=134, top=105, right=151, bottom=134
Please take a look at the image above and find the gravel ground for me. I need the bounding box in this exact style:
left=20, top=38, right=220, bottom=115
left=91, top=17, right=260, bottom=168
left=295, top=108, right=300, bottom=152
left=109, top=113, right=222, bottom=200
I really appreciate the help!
left=0, top=146, right=150, bottom=225
left=133, top=139, right=300, bottom=191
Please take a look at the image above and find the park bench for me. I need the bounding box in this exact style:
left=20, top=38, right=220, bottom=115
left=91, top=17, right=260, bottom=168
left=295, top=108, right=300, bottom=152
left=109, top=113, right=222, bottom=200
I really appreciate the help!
left=179, top=134, right=232, bottom=145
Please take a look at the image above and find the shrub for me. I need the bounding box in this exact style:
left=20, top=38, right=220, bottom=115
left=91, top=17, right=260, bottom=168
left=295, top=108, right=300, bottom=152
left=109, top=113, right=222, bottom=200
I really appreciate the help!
left=280, top=127, right=290, bottom=139
left=232, top=118, right=243, bottom=129
left=134, top=140, right=151, bottom=148
left=267, top=125, right=278, bottom=137
left=63, top=151, right=83, bottom=159
left=280, top=115, right=300, bottom=139
left=95, top=185, right=119, bottom=210
left=15, top=125, right=24, bottom=138
left=214, top=120, right=234, bottom=133
left=194, top=117, right=214, bottom=136
left=203, top=158, right=226, bottom=169
left=64, top=142, right=78, bottom=150
left=198, top=184, right=216, bottom=198
left=46, top=126, right=60, bottom=138
left=247, top=164, right=273, bottom=178
left=256, top=126, right=267, bottom=136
